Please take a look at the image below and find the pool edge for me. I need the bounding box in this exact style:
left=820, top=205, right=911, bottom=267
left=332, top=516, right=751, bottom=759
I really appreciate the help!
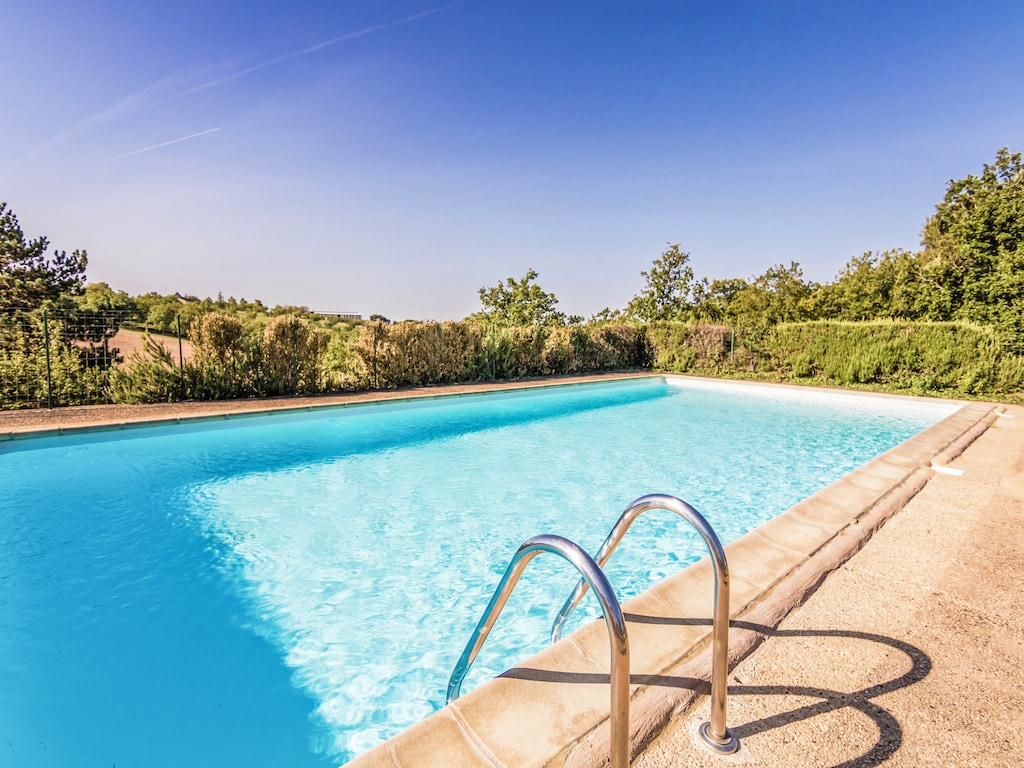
left=344, top=396, right=1001, bottom=768
left=0, top=373, right=655, bottom=442
left=3, top=375, right=995, bottom=766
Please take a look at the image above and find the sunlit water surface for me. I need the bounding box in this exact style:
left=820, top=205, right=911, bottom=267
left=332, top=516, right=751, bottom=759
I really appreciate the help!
left=0, top=378, right=957, bottom=766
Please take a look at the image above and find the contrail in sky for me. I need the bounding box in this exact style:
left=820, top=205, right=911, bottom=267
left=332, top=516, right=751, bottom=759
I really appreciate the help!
left=107, top=127, right=221, bottom=161
left=32, top=72, right=197, bottom=155
left=38, top=0, right=470, bottom=152
left=176, top=0, right=472, bottom=98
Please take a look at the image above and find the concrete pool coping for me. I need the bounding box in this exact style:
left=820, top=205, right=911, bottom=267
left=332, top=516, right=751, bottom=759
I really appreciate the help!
left=0, top=374, right=1002, bottom=767
left=0, top=372, right=654, bottom=440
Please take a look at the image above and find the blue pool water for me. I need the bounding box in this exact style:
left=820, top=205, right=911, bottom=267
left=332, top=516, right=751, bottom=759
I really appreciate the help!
left=0, top=378, right=957, bottom=766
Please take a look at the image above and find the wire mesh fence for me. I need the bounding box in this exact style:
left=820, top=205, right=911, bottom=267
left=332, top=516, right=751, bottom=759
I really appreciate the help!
left=3, top=305, right=1018, bottom=411
left=0, top=308, right=189, bottom=410
left=0, top=307, right=366, bottom=410
left=0, top=310, right=346, bottom=411
left=0, top=308, right=655, bottom=411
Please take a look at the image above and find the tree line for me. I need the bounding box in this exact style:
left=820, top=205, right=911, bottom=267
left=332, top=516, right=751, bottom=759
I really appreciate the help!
left=476, top=148, right=1023, bottom=351
left=2, top=148, right=1022, bottom=407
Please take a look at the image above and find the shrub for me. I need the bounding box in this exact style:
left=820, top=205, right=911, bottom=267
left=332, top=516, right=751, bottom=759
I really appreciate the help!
left=763, top=320, right=1024, bottom=395
left=108, top=334, right=180, bottom=403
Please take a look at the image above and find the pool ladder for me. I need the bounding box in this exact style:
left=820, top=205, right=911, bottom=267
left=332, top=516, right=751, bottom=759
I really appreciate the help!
left=446, top=494, right=739, bottom=768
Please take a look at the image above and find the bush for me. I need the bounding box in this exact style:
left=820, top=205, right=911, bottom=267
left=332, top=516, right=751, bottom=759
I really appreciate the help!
left=352, top=321, right=649, bottom=389
left=261, top=315, right=329, bottom=395
left=647, top=322, right=732, bottom=373
left=0, top=313, right=109, bottom=408
left=762, top=320, right=1024, bottom=395
left=108, top=334, right=180, bottom=403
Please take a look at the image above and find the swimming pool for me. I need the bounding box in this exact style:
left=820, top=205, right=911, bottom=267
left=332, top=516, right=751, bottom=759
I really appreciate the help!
left=0, top=377, right=958, bottom=766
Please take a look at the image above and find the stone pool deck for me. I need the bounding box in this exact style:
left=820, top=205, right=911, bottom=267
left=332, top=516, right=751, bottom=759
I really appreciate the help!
left=4, top=376, right=1020, bottom=767
left=634, top=400, right=1024, bottom=768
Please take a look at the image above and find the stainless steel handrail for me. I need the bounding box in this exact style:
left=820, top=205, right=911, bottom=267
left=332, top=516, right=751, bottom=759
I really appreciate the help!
left=447, top=534, right=631, bottom=768
left=549, top=494, right=739, bottom=755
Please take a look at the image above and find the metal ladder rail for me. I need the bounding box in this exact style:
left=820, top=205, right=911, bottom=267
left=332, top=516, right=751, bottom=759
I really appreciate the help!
left=549, top=494, right=739, bottom=755
left=447, top=534, right=631, bottom=768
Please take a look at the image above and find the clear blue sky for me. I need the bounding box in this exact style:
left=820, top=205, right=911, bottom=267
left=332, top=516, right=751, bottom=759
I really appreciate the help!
left=4, top=1, right=1023, bottom=320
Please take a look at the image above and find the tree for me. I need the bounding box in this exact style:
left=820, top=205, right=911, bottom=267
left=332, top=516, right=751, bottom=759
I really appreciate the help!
left=805, top=250, right=923, bottom=321
left=626, top=244, right=698, bottom=321
left=0, top=202, right=87, bottom=310
left=589, top=307, right=625, bottom=323
left=76, top=282, right=138, bottom=314
left=726, top=262, right=812, bottom=326
left=474, top=269, right=565, bottom=326
left=695, top=277, right=749, bottom=323
left=917, top=147, right=1024, bottom=337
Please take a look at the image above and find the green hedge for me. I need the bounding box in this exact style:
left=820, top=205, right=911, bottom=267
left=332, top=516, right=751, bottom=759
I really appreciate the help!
left=9, top=313, right=1023, bottom=408
left=647, top=319, right=1024, bottom=397
left=353, top=321, right=650, bottom=389
left=647, top=322, right=736, bottom=373
left=764, top=320, right=1024, bottom=396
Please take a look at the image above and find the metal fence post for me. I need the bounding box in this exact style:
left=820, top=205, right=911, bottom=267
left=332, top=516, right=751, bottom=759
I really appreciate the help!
left=372, top=323, right=378, bottom=390
left=291, top=319, right=298, bottom=395
left=43, top=310, right=53, bottom=409
left=177, top=315, right=185, bottom=401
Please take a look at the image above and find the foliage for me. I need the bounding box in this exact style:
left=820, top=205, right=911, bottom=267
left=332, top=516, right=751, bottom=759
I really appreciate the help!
left=108, top=334, right=181, bottom=404
left=543, top=324, right=652, bottom=374
left=646, top=322, right=734, bottom=373
left=260, top=315, right=329, bottom=395
left=7, top=147, right=1024, bottom=408
left=0, top=203, right=87, bottom=311
left=352, top=320, right=648, bottom=389
left=319, top=325, right=367, bottom=391
left=645, top=319, right=1024, bottom=397
left=917, top=147, right=1024, bottom=341
left=711, top=262, right=813, bottom=327
left=804, top=251, right=918, bottom=321
left=180, top=312, right=334, bottom=399
left=75, top=282, right=138, bottom=314
left=0, top=312, right=108, bottom=408
left=134, top=292, right=206, bottom=333
left=474, top=269, right=565, bottom=326
left=763, top=321, right=1024, bottom=396
left=695, top=278, right=749, bottom=323
left=626, top=244, right=700, bottom=321
left=354, top=321, right=486, bottom=388
left=794, top=149, right=1024, bottom=349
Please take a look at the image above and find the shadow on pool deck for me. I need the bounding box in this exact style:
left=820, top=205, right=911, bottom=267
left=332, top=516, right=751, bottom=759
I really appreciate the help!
left=634, top=403, right=1024, bottom=768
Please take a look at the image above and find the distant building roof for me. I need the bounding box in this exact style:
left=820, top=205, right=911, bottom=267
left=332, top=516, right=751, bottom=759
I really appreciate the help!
left=314, top=312, right=362, bottom=320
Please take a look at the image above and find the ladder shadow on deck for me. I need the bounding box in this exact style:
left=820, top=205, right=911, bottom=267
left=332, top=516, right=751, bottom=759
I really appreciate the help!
left=546, top=616, right=930, bottom=768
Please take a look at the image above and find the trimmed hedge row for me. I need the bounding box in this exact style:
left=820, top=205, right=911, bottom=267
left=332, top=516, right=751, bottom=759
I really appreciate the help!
left=9, top=312, right=1021, bottom=407
left=647, top=319, right=1024, bottom=397
left=764, top=321, right=1024, bottom=395
left=352, top=321, right=651, bottom=389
